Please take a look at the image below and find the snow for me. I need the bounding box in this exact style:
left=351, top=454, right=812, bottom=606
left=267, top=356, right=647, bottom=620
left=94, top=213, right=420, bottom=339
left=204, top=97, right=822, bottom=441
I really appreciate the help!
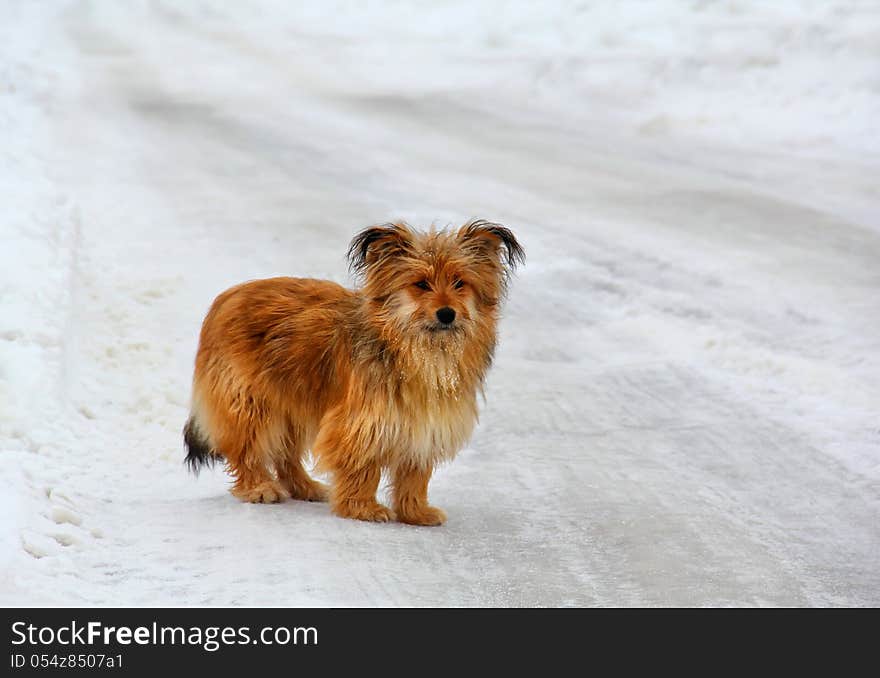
left=1, top=0, right=878, bottom=606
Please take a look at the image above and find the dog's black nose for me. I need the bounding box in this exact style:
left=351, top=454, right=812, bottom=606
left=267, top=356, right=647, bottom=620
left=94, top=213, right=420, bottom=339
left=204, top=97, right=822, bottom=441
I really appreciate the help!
left=436, top=307, right=456, bottom=325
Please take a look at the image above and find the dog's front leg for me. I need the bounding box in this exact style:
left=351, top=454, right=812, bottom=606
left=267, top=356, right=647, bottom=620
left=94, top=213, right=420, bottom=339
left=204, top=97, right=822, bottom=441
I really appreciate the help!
left=330, top=460, right=395, bottom=522
left=313, top=421, right=394, bottom=522
left=393, top=463, right=447, bottom=526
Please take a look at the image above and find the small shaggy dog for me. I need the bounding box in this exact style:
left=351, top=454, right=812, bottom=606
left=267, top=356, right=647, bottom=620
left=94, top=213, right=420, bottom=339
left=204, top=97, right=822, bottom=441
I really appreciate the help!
left=183, top=220, right=523, bottom=525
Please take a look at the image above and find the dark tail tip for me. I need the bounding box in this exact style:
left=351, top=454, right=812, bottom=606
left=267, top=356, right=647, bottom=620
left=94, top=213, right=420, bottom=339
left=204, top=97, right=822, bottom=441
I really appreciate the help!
left=183, top=417, right=218, bottom=475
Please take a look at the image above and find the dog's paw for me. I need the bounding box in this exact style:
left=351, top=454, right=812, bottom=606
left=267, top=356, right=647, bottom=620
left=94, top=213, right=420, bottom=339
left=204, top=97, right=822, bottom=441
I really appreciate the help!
left=295, top=480, right=330, bottom=503
left=231, top=481, right=290, bottom=504
left=397, top=505, right=447, bottom=527
left=332, top=500, right=395, bottom=523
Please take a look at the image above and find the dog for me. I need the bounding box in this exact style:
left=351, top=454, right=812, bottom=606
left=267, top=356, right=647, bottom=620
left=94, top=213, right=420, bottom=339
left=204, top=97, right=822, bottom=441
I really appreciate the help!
left=183, top=219, right=523, bottom=525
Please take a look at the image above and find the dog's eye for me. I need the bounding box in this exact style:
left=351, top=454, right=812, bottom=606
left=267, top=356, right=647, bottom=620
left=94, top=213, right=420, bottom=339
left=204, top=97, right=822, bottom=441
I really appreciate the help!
left=413, top=280, right=431, bottom=291
left=453, top=279, right=465, bottom=290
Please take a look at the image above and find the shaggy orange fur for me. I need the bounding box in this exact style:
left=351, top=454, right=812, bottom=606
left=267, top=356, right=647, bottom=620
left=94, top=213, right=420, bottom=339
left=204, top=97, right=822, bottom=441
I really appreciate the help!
left=183, top=220, right=523, bottom=525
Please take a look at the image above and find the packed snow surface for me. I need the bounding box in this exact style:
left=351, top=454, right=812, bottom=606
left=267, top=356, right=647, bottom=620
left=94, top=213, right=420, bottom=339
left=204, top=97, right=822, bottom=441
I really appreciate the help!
left=1, top=0, right=878, bottom=606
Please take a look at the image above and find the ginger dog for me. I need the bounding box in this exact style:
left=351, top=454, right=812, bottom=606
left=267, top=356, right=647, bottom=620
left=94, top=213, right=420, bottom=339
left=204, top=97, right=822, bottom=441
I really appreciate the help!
left=183, top=220, right=523, bottom=525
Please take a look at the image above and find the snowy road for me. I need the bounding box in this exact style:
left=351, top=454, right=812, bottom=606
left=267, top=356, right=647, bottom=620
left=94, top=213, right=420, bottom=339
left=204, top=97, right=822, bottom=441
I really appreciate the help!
left=2, top=1, right=879, bottom=606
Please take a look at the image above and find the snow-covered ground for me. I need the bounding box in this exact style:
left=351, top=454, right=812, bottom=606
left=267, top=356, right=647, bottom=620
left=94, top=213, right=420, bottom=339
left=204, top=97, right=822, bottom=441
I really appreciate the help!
left=2, top=0, right=878, bottom=606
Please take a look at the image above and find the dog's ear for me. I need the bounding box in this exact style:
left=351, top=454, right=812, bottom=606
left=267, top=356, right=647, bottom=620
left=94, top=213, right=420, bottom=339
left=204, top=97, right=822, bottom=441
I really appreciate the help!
left=348, top=223, right=413, bottom=274
left=458, top=219, right=525, bottom=269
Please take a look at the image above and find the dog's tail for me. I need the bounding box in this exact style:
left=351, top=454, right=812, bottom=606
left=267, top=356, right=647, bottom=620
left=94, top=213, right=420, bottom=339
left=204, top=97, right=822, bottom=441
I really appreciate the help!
left=183, top=416, right=219, bottom=475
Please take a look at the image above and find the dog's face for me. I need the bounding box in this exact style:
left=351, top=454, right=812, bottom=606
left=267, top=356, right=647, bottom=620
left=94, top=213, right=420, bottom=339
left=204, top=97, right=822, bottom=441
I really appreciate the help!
left=348, top=220, right=524, bottom=342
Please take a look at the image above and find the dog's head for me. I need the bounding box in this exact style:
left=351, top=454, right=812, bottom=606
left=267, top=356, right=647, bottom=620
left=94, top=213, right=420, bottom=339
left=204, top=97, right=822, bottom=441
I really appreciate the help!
left=348, top=220, right=524, bottom=341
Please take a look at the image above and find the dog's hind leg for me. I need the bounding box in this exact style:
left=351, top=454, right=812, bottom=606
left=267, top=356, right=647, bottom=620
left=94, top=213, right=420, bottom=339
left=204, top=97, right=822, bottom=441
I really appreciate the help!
left=277, top=458, right=329, bottom=502
left=276, top=425, right=329, bottom=502
left=224, top=419, right=290, bottom=504
left=230, top=466, right=288, bottom=504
